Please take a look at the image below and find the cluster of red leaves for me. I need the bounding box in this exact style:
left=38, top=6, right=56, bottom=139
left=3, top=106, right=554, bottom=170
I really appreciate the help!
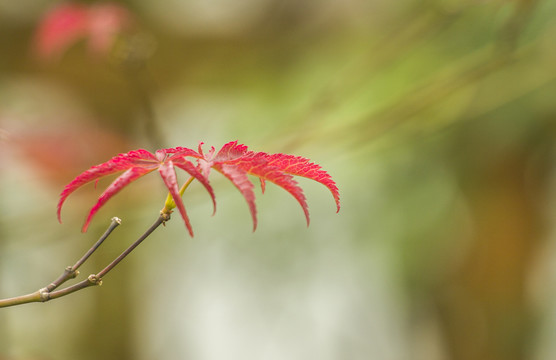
left=34, top=2, right=132, bottom=60
left=58, top=141, right=340, bottom=236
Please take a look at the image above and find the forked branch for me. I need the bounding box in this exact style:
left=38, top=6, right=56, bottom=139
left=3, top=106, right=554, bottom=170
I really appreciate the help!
left=0, top=215, right=166, bottom=308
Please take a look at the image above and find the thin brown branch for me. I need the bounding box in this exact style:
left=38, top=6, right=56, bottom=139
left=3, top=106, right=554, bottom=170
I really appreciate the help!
left=46, top=275, right=102, bottom=301
left=0, top=290, right=44, bottom=308
left=0, top=214, right=166, bottom=308
left=72, top=217, right=122, bottom=272
left=45, top=217, right=122, bottom=293
left=96, top=214, right=166, bottom=279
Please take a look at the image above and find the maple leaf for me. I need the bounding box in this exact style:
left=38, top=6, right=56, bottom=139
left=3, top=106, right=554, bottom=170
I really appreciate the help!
left=197, top=141, right=341, bottom=231
left=57, top=147, right=214, bottom=236
left=58, top=141, right=340, bottom=236
left=34, top=2, right=133, bottom=60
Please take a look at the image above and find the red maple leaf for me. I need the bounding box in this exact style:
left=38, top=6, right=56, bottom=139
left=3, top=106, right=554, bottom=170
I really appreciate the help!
left=58, top=141, right=340, bottom=236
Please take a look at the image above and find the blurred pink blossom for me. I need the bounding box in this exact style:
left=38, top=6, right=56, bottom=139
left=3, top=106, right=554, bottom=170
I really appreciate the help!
left=34, top=2, right=133, bottom=60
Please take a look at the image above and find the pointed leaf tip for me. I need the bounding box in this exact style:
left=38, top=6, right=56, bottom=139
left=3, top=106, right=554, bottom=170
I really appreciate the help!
left=81, top=167, right=152, bottom=232
left=217, top=163, right=258, bottom=231
left=58, top=141, right=339, bottom=235
left=263, top=153, right=340, bottom=212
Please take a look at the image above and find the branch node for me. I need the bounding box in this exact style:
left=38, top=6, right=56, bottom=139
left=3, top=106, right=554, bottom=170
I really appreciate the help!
left=39, top=288, right=50, bottom=302
left=160, top=211, right=171, bottom=223
left=66, top=266, right=79, bottom=279
left=87, top=274, right=103, bottom=286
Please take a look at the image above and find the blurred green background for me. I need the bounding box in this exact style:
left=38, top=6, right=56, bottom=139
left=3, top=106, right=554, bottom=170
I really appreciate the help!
left=1, top=0, right=555, bottom=359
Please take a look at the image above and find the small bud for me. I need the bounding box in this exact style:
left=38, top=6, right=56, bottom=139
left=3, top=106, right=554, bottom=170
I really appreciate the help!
left=88, top=274, right=102, bottom=286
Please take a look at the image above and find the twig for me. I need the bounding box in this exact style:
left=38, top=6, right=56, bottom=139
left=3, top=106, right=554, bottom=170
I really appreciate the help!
left=45, top=217, right=122, bottom=293
left=0, top=214, right=167, bottom=308
left=96, top=214, right=165, bottom=279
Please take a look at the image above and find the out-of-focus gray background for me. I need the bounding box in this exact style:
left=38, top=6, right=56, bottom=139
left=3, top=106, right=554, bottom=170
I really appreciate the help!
left=0, top=1, right=555, bottom=359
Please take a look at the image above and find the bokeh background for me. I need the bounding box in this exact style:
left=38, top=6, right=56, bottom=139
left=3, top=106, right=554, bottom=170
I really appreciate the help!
left=1, top=0, right=555, bottom=359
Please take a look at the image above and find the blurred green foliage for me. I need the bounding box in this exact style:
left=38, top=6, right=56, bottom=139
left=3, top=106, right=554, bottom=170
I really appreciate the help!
left=0, top=0, right=555, bottom=359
